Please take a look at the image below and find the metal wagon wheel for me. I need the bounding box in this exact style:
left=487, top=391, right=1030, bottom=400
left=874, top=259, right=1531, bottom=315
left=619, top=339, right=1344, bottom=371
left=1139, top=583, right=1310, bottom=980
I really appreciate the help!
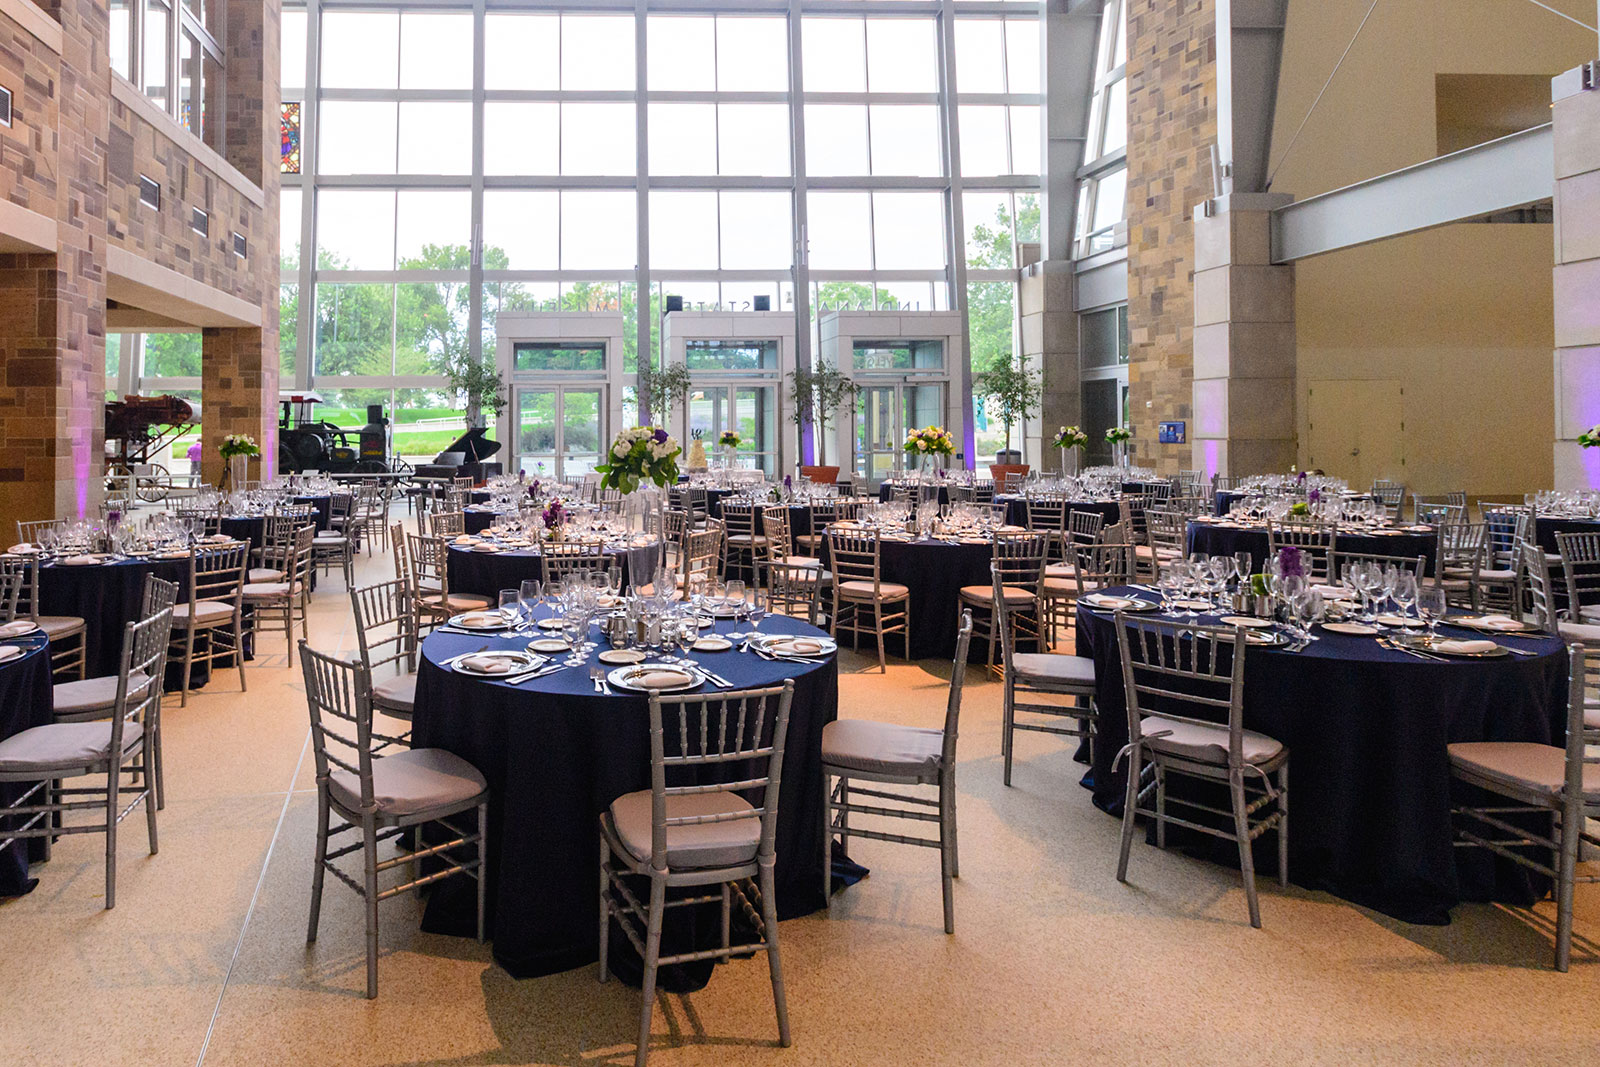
left=136, top=463, right=172, bottom=502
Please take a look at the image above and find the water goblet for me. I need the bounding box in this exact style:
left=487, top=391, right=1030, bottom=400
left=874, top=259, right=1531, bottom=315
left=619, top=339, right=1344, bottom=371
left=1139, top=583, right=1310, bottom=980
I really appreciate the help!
left=1391, top=572, right=1418, bottom=624
left=498, top=589, right=520, bottom=626
left=725, top=579, right=747, bottom=616
left=1417, top=587, right=1447, bottom=644
left=519, top=579, right=542, bottom=630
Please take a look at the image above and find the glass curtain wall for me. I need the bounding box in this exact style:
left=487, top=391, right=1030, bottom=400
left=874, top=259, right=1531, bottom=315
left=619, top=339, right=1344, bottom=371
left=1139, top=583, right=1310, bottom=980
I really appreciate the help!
left=1073, top=0, right=1126, bottom=257
left=132, top=0, right=1046, bottom=470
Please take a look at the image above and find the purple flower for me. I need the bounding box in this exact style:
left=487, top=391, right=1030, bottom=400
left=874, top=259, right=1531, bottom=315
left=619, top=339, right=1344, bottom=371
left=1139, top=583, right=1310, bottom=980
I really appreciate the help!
left=783, top=475, right=792, bottom=489
left=531, top=479, right=541, bottom=495
left=1308, top=488, right=1321, bottom=504
left=1278, top=546, right=1305, bottom=578
left=1296, top=470, right=1307, bottom=484
left=652, top=428, right=669, bottom=444
left=542, top=498, right=566, bottom=529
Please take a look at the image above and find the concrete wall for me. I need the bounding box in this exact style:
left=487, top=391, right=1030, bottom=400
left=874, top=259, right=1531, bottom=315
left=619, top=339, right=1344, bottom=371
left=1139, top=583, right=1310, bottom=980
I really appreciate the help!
left=1270, top=0, right=1592, bottom=496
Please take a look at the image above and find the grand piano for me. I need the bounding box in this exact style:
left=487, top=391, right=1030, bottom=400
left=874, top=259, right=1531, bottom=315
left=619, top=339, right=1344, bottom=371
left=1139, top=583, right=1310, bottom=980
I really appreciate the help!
left=412, top=427, right=503, bottom=485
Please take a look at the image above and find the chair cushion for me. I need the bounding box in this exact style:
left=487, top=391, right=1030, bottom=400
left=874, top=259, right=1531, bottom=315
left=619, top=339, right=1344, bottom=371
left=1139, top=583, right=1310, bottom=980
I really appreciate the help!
left=1011, top=653, right=1096, bottom=687
left=726, top=535, right=769, bottom=546
left=419, top=593, right=493, bottom=612
left=312, top=533, right=346, bottom=544
left=822, top=718, right=944, bottom=778
left=53, top=671, right=154, bottom=715
left=0, top=720, right=143, bottom=772
left=1580, top=605, right=1600, bottom=623
left=172, top=601, right=235, bottom=626
left=372, top=672, right=417, bottom=714
left=329, top=747, right=487, bottom=818
left=1139, top=715, right=1284, bottom=766
left=960, top=585, right=1036, bottom=606
left=1044, top=563, right=1077, bottom=579
left=1557, top=620, right=1600, bottom=643
left=1448, top=742, right=1600, bottom=801
left=1135, top=545, right=1181, bottom=560
left=607, top=788, right=760, bottom=869
left=778, top=555, right=821, bottom=568
left=242, top=581, right=303, bottom=599
left=1475, top=567, right=1516, bottom=581
left=36, top=615, right=85, bottom=638
left=247, top=567, right=284, bottom=583
left=837, top=579, right=910, bottom=600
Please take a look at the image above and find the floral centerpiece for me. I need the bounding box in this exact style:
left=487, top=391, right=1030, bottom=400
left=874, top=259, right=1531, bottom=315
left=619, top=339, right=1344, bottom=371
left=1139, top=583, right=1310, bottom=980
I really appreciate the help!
left=1052, top=425, right=1090, bottom=476
left=1579, top=426, right=1600, bottom=448
left=903, top=425, right=955, bottom=473
left=218, top=433, right=259, bottom=490
left=595, top=426, right=682, bottom=493
left=718, top=430, right=741, bottom=449
left=541, top=497, right=567, bottom=541
left=1288, top=501, right=1310, bottom=517
left=1105, top=425, right=1132, bottom=469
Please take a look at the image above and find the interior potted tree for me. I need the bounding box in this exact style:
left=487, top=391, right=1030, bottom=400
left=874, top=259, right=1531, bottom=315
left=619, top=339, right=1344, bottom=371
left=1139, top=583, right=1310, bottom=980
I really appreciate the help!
left=788, top=363, right=857, bottom=486
left=436, top=352, right=508, bottom=486
left=977, top=353, right=1041, bottom=490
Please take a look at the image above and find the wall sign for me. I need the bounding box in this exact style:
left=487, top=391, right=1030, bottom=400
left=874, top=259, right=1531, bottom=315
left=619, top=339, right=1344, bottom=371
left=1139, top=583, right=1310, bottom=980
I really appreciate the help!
left=1158, top=420, right=1186, bottom=444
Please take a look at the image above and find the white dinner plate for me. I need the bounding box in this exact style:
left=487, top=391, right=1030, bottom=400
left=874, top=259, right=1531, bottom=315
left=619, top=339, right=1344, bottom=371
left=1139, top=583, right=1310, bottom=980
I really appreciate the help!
left=1218, top=616, right=1273, bottom=629
left=528, top=638, right=570, bottom=653
left=1244, top=630, right=1290, bottom=646
left=1375, top=614, right=1425, bottom=628
left=758, top=635, right=836, bottom=657
left=450, top=611, right=516, bottom=630
left=1168, top=598, right=1215, bottom=611
left=692, top=636, right=733, bottom=652
left=454, top=650, right=541, bottom=676
left=1081, top=595, right=1157, bottom=612
left=1321, top=621, right=1378, bottom=636
left=598, top=648, right=645, bottom=665
left=0, top=645, right=23, bottom=664
left=1450, top=615, right=1535, bottom=633
left=608, top=663, right=704, bottom=693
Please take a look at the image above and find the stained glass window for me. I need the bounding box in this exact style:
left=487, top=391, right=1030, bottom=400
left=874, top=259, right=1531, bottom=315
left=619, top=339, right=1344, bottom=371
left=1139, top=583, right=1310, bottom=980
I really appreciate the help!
left=280, top=101, right=301, bottom=174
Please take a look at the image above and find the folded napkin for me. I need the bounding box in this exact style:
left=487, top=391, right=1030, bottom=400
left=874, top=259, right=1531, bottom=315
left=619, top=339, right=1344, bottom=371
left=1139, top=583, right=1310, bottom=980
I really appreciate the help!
left=1432, top=638, right=1497, bottom=655
left=60, top=554, right=100, bottom=566
left=204, top=534, right=233, bottom=543
left=6, top=543, right=34, bottom=554
left=634, top=669, right=692, bottom=689
left=1312, top=584, right=1354, bottom=600
left=1465, top=614, right=1525, bottom=631
left=470, top=543, right=500, bottom=553
left=454, top=535, right=479, bottom=544
left=769, top=638, right=824, bottom=656
left=460, top=654, right=515, bottom=674
left=0, top=621, right=34, bottom=639
left=0, top=645, right=22, bottom=664
left=1084, top=595, right=1133, bottom=609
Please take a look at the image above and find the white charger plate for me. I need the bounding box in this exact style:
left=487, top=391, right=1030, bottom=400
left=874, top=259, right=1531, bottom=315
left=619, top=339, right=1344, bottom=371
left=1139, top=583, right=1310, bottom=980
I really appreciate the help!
left=608, top=663, right=704, bottom=693
left=454, top=650, right=541, bottom=676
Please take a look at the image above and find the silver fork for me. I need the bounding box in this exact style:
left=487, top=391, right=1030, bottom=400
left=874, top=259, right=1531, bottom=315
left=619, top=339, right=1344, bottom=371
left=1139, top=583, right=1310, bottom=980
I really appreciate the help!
left=590, top=666, right=607, bottom=693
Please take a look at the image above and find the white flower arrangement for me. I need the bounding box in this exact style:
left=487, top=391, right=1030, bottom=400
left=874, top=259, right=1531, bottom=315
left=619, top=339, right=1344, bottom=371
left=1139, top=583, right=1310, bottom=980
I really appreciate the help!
left=1052, top=425, right=1089, bottom=449
left=596, top=425, right=682, bottom=492
left=1580, top=426, right=1600, bottom=449
left=219, top=433, right=260, bottom=458
left=1104, top=426, right=1132, bottom=444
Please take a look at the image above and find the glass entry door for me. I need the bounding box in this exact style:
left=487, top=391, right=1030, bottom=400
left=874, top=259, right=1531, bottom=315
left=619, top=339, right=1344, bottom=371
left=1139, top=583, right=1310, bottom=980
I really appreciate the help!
left=687, top=383, right=778, bottom=475
left=855, top=382, right=945, bottom=483
left=515, top=385, right=605, bottom=481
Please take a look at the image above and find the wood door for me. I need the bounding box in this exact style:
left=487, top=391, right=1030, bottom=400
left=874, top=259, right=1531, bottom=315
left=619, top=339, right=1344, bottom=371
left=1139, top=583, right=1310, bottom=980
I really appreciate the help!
left=1305, top=380, right=1405, bottom=487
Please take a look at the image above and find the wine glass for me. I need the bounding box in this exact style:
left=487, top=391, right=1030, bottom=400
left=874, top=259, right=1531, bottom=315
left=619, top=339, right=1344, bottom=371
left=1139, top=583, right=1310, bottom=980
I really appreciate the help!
left=747, top=588, right=767, bottom=635
left=519, top=579, right=542, bottom=631
left=1417, top=587, right=1448, bottom=644
left=560, top=611, right=587, bottom=666
left=725, top=579, right=746, bottom=617
left=498, top=589, right=520, bottom=626
left=1233, top=551, right=1252, bottom=586
left=1391, top=572, right=1418, bottom=625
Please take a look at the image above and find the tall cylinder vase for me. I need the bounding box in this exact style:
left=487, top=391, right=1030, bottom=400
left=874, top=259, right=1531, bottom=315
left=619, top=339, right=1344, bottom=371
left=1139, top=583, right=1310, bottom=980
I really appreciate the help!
left=228, top=453, right=247, bottom=491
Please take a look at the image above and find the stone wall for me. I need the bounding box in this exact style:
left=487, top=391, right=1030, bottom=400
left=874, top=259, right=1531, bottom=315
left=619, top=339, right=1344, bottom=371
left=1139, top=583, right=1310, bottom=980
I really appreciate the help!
left=0, top=12, right=60, bottom=217
left=107, top=85, right=270, bottom=308
left=1124, top=0, right=1216, bottom=475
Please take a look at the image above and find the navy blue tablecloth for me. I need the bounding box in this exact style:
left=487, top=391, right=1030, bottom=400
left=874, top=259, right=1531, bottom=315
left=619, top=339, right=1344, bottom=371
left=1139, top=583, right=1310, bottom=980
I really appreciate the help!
left=996, top=496, right=1122, bottom=531
left=1536, top=516, right=1600, bottom=553
left=447, top=541, right=662, bottom=598
left=877, top=483, right=951, bottom=506
left=411, top=609, right=837, bottom=984
left=1074, top=588, right=1568, bottom=923
left=1187, top=520, right=1437, bottom=575
left=0, top=634, right=52, bottom=897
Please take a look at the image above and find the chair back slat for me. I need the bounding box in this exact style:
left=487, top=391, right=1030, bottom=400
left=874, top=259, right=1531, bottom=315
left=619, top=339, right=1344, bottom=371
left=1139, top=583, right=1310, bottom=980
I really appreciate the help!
left=826, top=528, right=883, bottom=588
left=1115, top=615, right=1250, bottom=766
left=646, top=682, right=795, bottom=868
left=1266, top=519, right=1337, bottom=580
left=299, top=643, right=384, bottom=811
left=0, top=566, right=22, bottom=622
left=140, top=573, right=179, bottom=619
left=187, top=543, right=249, bottom=611
left=351, top=578, right=417, bottom=677
left=1557, top=531, right=1600, bottom=615
left=543, top=540, right=614, bottom=584
left=1522, top=539, right=1557, bottom=630
left=1067, top=509, right=1105, bottom=546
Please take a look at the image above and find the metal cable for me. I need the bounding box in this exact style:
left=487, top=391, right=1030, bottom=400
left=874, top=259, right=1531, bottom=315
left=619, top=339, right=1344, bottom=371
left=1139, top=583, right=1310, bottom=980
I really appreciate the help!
left=1265, top=0, right=1384, bottom=190
left=1522, top=0, right=1598, bottom=33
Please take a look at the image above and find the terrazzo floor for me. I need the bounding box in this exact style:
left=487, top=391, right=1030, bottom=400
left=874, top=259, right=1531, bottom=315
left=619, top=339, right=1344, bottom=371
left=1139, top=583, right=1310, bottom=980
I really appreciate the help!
left=2, top=514, right=1597, bottom=1066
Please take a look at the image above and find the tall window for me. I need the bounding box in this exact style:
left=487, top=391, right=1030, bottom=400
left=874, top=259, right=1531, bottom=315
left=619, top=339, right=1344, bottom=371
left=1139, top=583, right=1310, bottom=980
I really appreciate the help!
left=1074, top=0, right=1127, bottom=256
left=274, top=1, right=1047, bottom=470
left=110, top=0, right=224, bottom=149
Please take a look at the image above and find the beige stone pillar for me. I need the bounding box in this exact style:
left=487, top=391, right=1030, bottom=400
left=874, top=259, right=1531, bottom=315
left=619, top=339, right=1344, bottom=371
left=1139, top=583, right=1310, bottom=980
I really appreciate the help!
left=1022, top=259, right=1080, bottom=474
left=1190, top=193, right=1296, bottom=479
left=200, top=0, right=281, bottom=487
left=1553, top=62, right=1600, bottom=490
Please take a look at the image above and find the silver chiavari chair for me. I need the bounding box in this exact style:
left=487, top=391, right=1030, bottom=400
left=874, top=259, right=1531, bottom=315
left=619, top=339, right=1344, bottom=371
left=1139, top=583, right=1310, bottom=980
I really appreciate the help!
left=958, top=530, right=1048, bottom=669
left=1370, top=480, right=1404, bottom=521
left=301, top=643, right=487, bottom=998
left=766, top=560, right=827, bottom=625
left=428, top=509, right=466, bottom=538
left=599, top=682, right=795, bottom=1067
left=542, top=540, right=614, bottom=586
left=1266, top=518, right=1337, bottom=581
left=1140, top=508, right=1187, bottom=580
left=6, top=553, right=90, bottom=680
left=1448, top=644, right=1600, bottom=970
left=827, top=527, right=912, bottom=672
left=170, top=541, right=249, bottom=705
left=244, top=524, right=315, bottom=665
left=1558, top=531, right=1600, bottom=626
left=0, top=566, right=21, bottom=622
left=406, top=532, right=492, bottom=633
left=350, top=578, right=418, bottom=741
left=1113, top=615, right=1289, bottom=929
left=995, top=566, right=1097, bottom=786
left=1437, top=519, right=1487, bottom=607
left=0, top=607, right=168, bottom=908
left=823, top=615, right=972, bottom=934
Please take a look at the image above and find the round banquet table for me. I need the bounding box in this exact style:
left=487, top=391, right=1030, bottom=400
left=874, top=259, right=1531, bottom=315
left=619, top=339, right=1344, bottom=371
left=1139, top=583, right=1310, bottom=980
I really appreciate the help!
left=411, top=609, right=838, bottom=984
left=1074, top=588, right=1568, bottom=924
left=996, top=495, right=1122, bottom=531
left=0, top=633, right=53, bottom=897
left=1187, top=519, right=1438, bottom=575
left=1535, top=515, right=1600, bottom=553
left=821, top=533, right=1041, bottom=662
left=461, top=506, right=500, bottom=535
left=446, top=539, right=663, bottom=598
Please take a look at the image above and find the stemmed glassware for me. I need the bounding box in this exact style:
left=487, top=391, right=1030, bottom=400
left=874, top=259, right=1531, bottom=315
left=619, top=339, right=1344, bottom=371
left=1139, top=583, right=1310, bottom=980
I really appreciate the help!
left=1391, top=572, right=1418, bottom=624
left=519, top=579, right=541, bottom=632
left=1417, top=587, right=1447, bottom=644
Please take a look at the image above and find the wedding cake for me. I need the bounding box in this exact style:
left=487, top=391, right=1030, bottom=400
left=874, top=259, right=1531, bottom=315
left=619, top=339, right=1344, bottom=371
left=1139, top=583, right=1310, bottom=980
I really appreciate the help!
left=686, top=437, right=708, bottom=470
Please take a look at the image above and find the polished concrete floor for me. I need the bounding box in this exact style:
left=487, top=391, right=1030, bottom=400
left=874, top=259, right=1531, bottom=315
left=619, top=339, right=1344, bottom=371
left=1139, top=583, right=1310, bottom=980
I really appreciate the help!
left=2, top=525, right=1597, bottom=1066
